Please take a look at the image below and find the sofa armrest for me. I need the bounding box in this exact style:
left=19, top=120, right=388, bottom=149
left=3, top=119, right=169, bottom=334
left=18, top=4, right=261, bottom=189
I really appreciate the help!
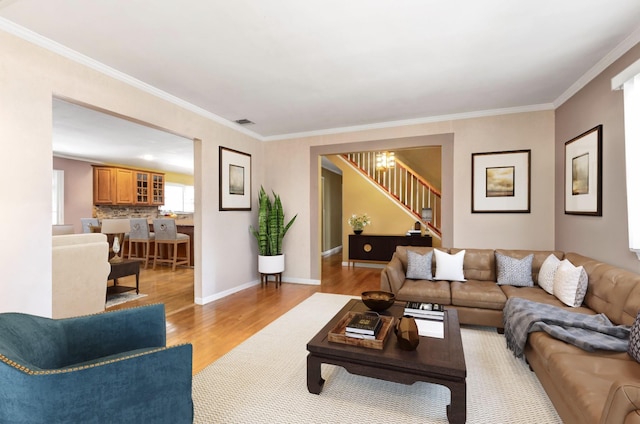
left=381, top=254, right=406, bottom=294
left=0, top=343, right=193, bottom=424
left=601, top=380, right=640, bottom=424
left=61, top=304, right=167, bottom=365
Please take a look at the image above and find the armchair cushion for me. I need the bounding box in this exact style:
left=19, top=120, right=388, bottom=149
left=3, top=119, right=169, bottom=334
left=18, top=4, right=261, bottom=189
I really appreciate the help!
left=0, top=304, right=193, bottom=424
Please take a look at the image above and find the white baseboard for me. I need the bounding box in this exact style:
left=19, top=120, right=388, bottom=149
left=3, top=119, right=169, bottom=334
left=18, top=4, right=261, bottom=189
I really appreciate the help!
left=195, top=276, right=321, bottom=305
left=282, top=277, right=321, bottom=285
left=195, top=280, right=261, bottom=305
left=341, top=261, right=386, bottom=269
left=321, top=245, right=342, bottom=257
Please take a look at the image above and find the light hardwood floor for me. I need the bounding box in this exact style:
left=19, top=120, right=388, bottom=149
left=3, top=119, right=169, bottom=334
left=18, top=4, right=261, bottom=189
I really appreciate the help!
left=108, top=254, right=382, bottom=374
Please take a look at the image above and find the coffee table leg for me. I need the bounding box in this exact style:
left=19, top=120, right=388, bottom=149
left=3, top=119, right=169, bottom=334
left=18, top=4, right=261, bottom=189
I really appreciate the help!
left=446, top=381, right=466, bottom=424
left=306, top=354, right=325, bottom=394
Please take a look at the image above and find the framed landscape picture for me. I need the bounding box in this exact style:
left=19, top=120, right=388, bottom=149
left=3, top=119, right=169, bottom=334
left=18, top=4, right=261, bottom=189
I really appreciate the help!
left=219, top=146, right=251, bottom=211
left=472, top=149, right=531, bottom=213
left=564, top=125, right=603, bottom=216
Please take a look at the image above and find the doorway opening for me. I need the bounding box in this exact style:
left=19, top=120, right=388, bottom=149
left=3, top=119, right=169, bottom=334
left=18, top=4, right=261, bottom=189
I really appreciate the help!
left=51, top=96, right=198, bottom=313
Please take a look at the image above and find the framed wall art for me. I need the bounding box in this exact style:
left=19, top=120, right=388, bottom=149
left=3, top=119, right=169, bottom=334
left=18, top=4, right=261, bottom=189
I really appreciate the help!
left=472, top=149, right=531, bottom=213
left=564, top=125, right=602, bottom=216
left=219, top=146, right=251, bottom=211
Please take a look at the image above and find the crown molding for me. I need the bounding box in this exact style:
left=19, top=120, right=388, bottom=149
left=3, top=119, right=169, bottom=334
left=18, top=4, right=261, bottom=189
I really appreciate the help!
left=263, top=103, right=554, bottom=142
left=0, top=18, right=264, bottom=141
left=554, top=24, right=640, bottom=107
left=3, top=16, right=639, bottom=143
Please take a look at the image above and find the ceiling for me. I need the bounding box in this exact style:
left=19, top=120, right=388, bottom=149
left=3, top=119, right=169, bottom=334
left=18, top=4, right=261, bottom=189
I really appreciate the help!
left=52, top=98, right=194, bottom=175
left=3, top=1, right=640, bottom=171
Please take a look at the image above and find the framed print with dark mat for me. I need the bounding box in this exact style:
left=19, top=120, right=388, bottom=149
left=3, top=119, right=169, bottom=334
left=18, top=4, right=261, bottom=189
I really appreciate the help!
left=219, top=146, right=251, bottom=211
left=564, top=125, right=602, bottom=216
left=472, top=149, right=531, bottom=213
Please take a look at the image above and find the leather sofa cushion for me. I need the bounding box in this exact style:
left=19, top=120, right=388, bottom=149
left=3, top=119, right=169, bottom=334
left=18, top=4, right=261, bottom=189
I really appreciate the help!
left=500, top=285, right=567, bottom=306
left=495, top=249, right=564, bottom=283
left=527, top=331, right=625, bottom=374
left=566, top=252, right=640, bottom=326
left=450, top=280, right=506, bottom=310
left=547, top=353, right=640, bottom=423
left=450, top=248, right=495, bottom=281
left=396, top=279, right=451, bottom=305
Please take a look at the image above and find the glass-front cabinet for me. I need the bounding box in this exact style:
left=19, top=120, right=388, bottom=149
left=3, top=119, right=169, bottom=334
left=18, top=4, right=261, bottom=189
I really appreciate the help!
left=135, top=172, right=150, bottom=204
left=152, top=173, right=164, bottom=205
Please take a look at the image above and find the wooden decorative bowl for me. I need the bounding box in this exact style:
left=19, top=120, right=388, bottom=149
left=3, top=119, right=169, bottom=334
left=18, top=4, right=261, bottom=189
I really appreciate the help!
left=361, top=291, right=396, bottom=312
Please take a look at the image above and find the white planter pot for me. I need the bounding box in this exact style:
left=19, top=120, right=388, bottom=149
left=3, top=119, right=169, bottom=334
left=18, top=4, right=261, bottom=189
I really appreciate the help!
left=258, top=254, right=285, bottom=274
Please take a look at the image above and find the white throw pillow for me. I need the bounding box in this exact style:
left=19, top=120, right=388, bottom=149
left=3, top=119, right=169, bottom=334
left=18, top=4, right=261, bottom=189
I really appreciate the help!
left=537, top=254, right=561, bottom=295
left=406, top=250, right=433, bottom=280
left=434, top=249, right=466, bottom=281
left=553, top=259, right=589, bottom=307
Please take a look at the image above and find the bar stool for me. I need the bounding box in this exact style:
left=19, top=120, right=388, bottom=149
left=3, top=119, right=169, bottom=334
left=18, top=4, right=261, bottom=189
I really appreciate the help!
left=128, top=218, right=155, bottom=269
left=153, top=219, right=190, bottom=271
left=80, top=218, right=99, bottom=233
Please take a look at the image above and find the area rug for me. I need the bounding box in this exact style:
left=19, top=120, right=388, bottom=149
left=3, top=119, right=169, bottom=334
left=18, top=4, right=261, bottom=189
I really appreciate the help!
left=193, top=293, right=562, bottom=423
left=105, top=292, right=147, bottom=308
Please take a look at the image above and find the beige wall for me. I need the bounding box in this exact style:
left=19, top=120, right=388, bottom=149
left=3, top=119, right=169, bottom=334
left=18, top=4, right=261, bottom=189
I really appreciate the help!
left=0, top=29, right=262, bottom=316
left=266, top=111, right=555, bottom=280
left=555, top=42, right=640, bottom=273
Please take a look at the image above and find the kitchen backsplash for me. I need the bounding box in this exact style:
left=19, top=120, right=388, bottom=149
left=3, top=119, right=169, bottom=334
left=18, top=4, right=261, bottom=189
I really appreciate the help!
left=94, top=205, right=194, bottom=220
left=94, top=205, right=160, bottom=219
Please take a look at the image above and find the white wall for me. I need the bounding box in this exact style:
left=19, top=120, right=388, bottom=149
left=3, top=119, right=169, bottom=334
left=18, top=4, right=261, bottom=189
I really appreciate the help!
left=0, top=29, right=262, bottom=316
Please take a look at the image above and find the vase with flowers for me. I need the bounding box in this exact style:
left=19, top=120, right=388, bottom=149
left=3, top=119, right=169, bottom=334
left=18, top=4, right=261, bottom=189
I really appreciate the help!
left=348, top=213, right=371, bottom=235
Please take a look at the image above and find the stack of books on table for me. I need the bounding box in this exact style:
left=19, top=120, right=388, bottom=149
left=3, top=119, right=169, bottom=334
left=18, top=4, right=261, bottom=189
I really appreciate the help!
left=345, top=313, right=382, bottom=340
left=404, top=302, right=445, bottom=321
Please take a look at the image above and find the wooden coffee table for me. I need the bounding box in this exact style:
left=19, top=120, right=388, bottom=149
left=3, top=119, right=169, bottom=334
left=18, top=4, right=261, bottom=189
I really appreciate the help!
left=307, top=299, right=467, bottom=424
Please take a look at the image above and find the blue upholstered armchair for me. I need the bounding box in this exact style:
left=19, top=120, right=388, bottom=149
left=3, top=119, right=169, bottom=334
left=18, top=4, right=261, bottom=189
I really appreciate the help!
left=0, top=304, right=193, bottom=424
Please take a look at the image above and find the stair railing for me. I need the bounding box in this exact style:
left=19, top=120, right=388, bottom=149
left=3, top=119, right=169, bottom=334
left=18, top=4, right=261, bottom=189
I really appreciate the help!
left=342, top=152, right=442, bottom=238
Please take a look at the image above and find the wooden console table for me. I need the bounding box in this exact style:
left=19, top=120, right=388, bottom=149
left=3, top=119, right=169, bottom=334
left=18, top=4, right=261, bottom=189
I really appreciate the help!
left=348, top=234, right=432, bottom=266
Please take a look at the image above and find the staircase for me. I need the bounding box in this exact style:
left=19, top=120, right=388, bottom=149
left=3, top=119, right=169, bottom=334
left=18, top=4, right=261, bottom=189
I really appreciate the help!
left=340, top=152, right=442, bottom=239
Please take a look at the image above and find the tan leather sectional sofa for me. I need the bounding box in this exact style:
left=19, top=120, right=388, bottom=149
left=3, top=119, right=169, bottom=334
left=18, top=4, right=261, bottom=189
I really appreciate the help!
left=381, top=246, right=640, bottom=424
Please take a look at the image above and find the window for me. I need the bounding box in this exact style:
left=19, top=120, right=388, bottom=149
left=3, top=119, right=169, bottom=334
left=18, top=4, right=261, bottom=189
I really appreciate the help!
left=613, top=59, right=640, bottom=258
left=160, top=183, right=194, bottom=213
left=52, top=169, right=64, bottom=224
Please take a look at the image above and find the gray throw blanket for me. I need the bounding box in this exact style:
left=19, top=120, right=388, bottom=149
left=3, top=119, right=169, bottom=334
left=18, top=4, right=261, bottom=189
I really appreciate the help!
left=503, top=297, right=630, bottom=358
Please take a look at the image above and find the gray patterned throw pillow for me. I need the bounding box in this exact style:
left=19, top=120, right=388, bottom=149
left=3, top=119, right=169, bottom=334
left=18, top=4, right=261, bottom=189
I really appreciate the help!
left=406, top=250, right=433, bottom=280
left=495, top=252, right=534, bottom=287
left=629, top=312, right=640, bottom=362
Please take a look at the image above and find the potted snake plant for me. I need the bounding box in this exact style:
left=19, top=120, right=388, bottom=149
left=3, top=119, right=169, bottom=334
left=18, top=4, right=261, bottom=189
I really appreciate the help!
left=249, top=186, right=297, bottom=274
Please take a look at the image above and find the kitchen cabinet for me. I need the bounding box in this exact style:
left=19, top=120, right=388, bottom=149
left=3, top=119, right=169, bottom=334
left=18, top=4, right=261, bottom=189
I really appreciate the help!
left=93, top=167, right=114, bottom=204
left=135, top=171, right=164, bottom=205
left=114, top=168, right=134, bottom=205
left=151, top=173, right=164, bottom=205
left=134, top=172, right=150, bottom=204
left=93, top=166, right=164, bottom=206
